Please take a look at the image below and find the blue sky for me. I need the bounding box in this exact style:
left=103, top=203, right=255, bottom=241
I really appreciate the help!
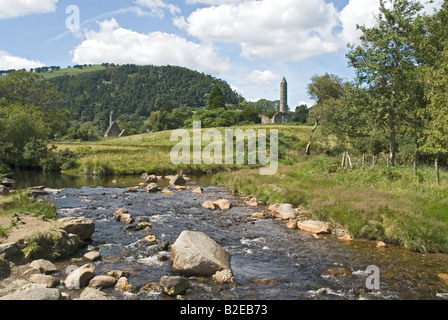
left=0, top=0, right=441, bottom=109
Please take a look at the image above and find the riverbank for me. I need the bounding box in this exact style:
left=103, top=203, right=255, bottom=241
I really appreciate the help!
left=213, top=155, right=448, bottom=254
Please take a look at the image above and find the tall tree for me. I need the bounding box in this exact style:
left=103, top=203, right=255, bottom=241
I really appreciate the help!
left=419, top=1, right=448, bottom=182
left=306, top=73, right=345, bottom=155
left=208, top=85, right=226, bottom=110
left=346, top=0, right=426, bottom=166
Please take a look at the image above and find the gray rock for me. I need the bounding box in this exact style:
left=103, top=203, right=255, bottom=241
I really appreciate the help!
left=84, top=251, right=101, bottom=261
left=77, top=287, right=116, bottom=300
left=297, top=220, right=331, bottom=234
left=169, top=174, right=187, bottom=186
left=1, top=178, right=15, bottom=188
left=27, top=186, right=49, bottom=198
left=64, top=263, right=96, bottom=290
left=273, top=204, right=298, bottom=220
left=59, top=217, right=95, bottom=241
left=89, top=275, right=117, bottom=289
left=146, top=175, right=158, bottom=183
left=146, top=183, right=160, bottom=193
left=29, top=274, right=60, bottom=288
left=160, top=276, right=189, bottom=296
left=0, top=258, right=10, bottom=279
left=0, top=185, right=9, bottom=195
left=0, top=288, right=62, bottom=300
left=30, top=259, right=58, bottom=274
left=171, top=231, right=231, bottom=276
left=113, top=208, right=134, bottom=224
left=0, top=242, right=24, bottom=264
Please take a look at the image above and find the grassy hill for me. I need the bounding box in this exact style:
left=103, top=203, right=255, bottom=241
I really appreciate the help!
left=40, top=65, right=109, bottom=79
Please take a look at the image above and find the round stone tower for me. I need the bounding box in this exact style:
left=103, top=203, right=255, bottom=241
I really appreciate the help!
left=280, top=77, right=287, bottom=113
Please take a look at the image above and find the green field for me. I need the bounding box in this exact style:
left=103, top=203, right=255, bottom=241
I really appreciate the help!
left=54, top=124, right=312, bottom=176
left=40, top=65, right=109, bottom=79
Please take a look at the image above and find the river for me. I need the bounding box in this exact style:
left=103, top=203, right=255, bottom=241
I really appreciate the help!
left=14, top=171, right=448, bottom=300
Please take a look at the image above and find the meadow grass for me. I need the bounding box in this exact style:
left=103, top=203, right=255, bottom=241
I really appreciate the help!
left=53, top=124, right=312, bottom=176
left=213, top=155, right=448, bottom=253
left=41, top=65, right=108, bottom=79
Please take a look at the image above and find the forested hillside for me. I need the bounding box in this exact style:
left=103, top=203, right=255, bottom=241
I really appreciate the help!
left=49, top=64, right=243, bottom=132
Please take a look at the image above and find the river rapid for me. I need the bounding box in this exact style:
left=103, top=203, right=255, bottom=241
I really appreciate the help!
left=23, top=172, right=448, bottom=300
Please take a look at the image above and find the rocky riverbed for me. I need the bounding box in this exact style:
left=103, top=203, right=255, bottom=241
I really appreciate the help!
left=1, top=175, right=448, bottom=300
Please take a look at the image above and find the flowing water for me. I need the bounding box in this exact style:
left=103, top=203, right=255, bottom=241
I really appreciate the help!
left=18, top=172, right=448, bottom=300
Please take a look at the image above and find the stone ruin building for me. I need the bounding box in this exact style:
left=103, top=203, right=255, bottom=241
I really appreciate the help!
left=104, top=111, right=128, bottom=137
left=260, top=77, right=293, bottom=124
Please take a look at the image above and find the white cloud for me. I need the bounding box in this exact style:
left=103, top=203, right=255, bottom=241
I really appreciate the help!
left=174, top=0, right=340, bottom=61
left=135, top=0, right=181, bottom=17
left=186, top=0, right=244, bottom=4
left=244, top=70, right=280, bottom=85
left=71, top=18, right=231, bottom=75
left=338, top=0, right=379, bottom=46
left=0, top=50, right=44, bottom=70
left=175, top=0, right=444, bottom=62
left=0, top=0, right=58, bottom=20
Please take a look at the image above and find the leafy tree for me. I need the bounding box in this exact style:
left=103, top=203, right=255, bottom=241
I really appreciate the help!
left=292, top=105, right=309, bottom=124
left=208, top=85, right=226, bottom=110
left=241, top=107, right=261, bottom=124
left=346, top=0, right=426, bottom=166
left=0, top=70, right=72, bottom=138
left=418, top=1, right=448, bottom=182
left=0, top=103, right=49, bottom=168
left=306, top=73, right=346, bottom=155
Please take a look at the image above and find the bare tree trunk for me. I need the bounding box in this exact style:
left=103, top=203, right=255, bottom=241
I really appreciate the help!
left=389, top=109, right=397, bottom=167
left=347, top=153, right=353, bottom=168
left=305, top=142, right=312, bottom=156
left=362, top=153, right=366, bottom=170
left=305, top=116, right=320, bottom=156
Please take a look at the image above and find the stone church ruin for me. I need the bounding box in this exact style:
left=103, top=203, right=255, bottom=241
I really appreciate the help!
left=260, top=77, right=293, bottom=124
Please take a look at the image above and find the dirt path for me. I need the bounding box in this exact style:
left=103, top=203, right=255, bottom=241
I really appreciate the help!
left=0, top=214, right=61, bottom=244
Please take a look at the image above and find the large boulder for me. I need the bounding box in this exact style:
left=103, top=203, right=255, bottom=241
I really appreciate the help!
left=0, top=288, right=62, bottom=300
left=22, top=230, right=82, bottom=261
left=213, top=199, right=231, bottom=210
left=171, top=231, right=231, bottom=277
left=297, top=220, right=331, bottom=234
left=0, top=242, right=24, bottom=265
left=59, top=217, right=95, bottom=241
left=64, top=263, right=96, bottom=290
left=89, top=275, right=117, bottom=289
left=30, top=259, right=58, bottom=274
left=273, top=204, right=298, bottom=220
left=77, top=287, right=116, bottom=300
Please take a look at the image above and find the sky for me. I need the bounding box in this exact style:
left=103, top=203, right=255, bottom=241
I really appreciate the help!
left=0, top=0, right=442, bottom=109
